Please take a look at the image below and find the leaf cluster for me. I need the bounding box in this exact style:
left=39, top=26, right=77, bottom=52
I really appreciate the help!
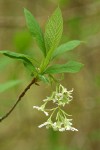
left=0, top=7, right=84, bottom=84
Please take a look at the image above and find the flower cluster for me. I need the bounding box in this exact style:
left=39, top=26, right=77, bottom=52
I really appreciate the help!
left=38, top=118, right=78, bottom=132
left=33, top=84, right=78, bottom=132
left=43, top=84, right=73, bottom=106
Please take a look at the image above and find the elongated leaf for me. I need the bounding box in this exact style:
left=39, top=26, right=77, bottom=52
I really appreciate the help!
left=44, top=7, right=63, bottom=53
left=52, top=40, right=82, bottom=59
left=40, top=8, right=63, bottom=71
left=24, top=8, right=46, bottom=56
left=0, top=80, right=22, bottom=93
left=0, top=50, right=36, bottom=72
left=44, top=61, right=84, bottom=74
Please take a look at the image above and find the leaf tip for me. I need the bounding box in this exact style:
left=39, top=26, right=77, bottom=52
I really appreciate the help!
left=24, top=8, right=27, bottom=13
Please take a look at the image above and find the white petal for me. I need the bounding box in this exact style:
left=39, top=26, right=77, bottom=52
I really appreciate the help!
left=38, top=122, right=48, bottom=128
left=69, top=88, right=74, bottom=93
left=33, top=106, right=40, bottom=110
left=52, top=122, right=56, bottom=127
left=59, top=128, right=65, bottom=132
left=71, top=127, right=78, bottom=131
left=44, top=111, right=49, bottom=116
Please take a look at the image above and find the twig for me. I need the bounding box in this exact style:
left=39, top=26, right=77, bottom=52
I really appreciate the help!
left=0, top=77, right=38, bottom=122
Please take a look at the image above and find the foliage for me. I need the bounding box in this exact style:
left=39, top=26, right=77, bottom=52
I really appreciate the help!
left=0, top=7, right=83, bottom=81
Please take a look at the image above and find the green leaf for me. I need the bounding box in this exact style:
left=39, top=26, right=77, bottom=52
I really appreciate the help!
left=44, top=7, right=63, bottom=53
left=40, top=7, right=63, bottom=72
left=0, top=50, right=36, bottom=72
left=0, top=80, right=22, bottom=93
left=44, top=61, right=84, bottom=74
left=52, top=40, right=82, bottom=59
left=24, top=8, right=46, bottom=56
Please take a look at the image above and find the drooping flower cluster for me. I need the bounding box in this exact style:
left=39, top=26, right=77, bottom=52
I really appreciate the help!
left=33, top=84, right=78, bottom=132
left=38, top=118, right=78, bottom=132
left=43, top=84, right=73, bottom=106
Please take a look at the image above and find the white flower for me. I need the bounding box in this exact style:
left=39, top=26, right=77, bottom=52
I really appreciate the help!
left=43, top=84, right=73, bottom=106
left=38, top=117, right=78, bottom=132
left=70, top=127, right=78, bottom=131
left=64, top=118, right=78, bottom=131
left=38, top=119, right=52, bottom=128
left=66, top=89, right=73, bottom=99
left=55, top=93, right=63, bottom=101
left=65, top=126, right=78, bottom=131
left=33, top=105, right=49, bottom=116
left=59, top=84, right=67, bottom=93
left=33, top=84, right=78, bottom=132
left=43, top=97, right=50, bottom=102
left=59, top=128, right=66, bottom=132
left=55, top=84, right=73, bottom=106
left=52, top=122, right=56, bottom=126
left=58, top=118, right=78, bottom=132
left=38, top=120, right=58, bottom=130
left=38, top=122, right=49, bottom=128
left=52, top=122, right=58, bottom=131
left=33, top=106, right=40, bottom=110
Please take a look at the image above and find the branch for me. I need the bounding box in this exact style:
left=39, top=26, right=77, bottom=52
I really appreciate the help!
left=0, top=77, right=38, bottom=122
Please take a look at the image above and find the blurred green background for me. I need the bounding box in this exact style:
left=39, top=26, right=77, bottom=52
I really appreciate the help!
left=0, top=0, right=100, bottom=150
